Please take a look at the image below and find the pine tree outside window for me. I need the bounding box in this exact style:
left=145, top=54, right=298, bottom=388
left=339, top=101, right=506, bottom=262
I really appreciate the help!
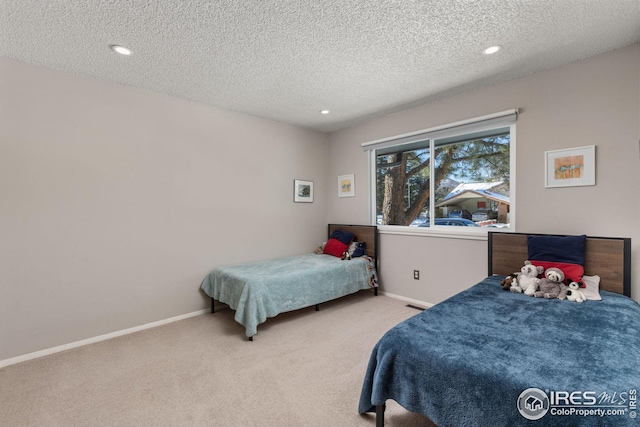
left=364, top=110, right=517, bottom=235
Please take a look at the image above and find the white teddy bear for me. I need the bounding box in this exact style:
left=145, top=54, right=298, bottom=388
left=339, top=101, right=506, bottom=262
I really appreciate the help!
left=566, top=281, right=586, bottom=303
left=510, top=260, right=543, bottom=296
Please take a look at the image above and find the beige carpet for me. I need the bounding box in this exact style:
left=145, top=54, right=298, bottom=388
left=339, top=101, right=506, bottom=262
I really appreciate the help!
left=0, top=291, right=437, bottom=427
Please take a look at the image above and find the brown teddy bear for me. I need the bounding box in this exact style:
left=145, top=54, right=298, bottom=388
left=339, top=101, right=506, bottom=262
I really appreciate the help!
left=500, top=273, right=519, bottom=290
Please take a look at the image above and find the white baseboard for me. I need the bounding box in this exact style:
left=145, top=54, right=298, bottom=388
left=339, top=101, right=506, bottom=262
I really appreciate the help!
left=0, top=308, right=211, bottom=369
left=379, top=290, right=434, bottom=309
left=1, top=295, right=425, bottom=369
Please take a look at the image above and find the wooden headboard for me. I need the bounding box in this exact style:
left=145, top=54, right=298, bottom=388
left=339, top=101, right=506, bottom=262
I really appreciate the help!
left=328, top=224, right=378, bottom=263
left=488, top=232, right=631, bottom=296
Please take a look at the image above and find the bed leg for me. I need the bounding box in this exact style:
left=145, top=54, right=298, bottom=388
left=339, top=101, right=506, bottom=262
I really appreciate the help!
left=376, top=404, right=385, bottom=427
left=315, top=304, right=319, bottom=311
left=374, top=287, right=378, bottom=296
left=248, top=336, right=253, bottom=341
left=211, top=298, right=215, bottom=314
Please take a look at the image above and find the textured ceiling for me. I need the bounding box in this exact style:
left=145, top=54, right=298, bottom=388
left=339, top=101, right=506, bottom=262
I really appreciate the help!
left=1, top=1, right=639, bottom=132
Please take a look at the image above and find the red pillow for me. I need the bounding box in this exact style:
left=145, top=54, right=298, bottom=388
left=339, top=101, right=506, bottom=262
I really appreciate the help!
left=323, top=238, right=348, bottom=258
left=529, top=261, right=584, bottom=286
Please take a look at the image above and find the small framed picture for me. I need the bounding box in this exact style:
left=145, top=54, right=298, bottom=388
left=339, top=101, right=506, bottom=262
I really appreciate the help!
left=294, top=179, right=314, bottom=202
left=338, top=174, right=355, bottom=197
left=545, top=145, right=596, bottom=188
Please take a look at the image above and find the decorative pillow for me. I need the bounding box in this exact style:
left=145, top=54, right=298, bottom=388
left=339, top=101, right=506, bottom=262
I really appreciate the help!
left=352, top=241, right=368, bottom=258
left=330, top=230, right=355, bottom=246
left=527, top=234, right=586, bottom=285
left=323, top=238, right=348, bottom=258
left=580, top=275, right=602, bottom=301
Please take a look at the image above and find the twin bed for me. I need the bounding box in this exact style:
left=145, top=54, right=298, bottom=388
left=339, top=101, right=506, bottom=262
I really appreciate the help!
left=201, top=226, right=637, bottom=425
left=359, top=232, right=638, bottom=427
left=201, top=224, right=378, bottom=340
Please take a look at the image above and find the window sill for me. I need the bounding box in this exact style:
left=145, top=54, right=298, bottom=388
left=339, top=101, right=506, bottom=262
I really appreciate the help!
left=377, top=225, right=512, bottom=241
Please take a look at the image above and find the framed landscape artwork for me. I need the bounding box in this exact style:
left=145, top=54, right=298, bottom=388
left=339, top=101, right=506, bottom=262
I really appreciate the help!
left=294, top=179, right=314, bottom=202
left=545, top=145, right=596, bottom=188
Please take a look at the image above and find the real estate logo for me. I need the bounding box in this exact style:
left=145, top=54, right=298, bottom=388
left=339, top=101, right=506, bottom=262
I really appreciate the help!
left=517, top=387, right=637, bottom=421
left=517, top=388, right=549, bottom=420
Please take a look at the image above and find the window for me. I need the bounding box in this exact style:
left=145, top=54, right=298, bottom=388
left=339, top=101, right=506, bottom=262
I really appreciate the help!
left=365, top=110, right=516, bottom=233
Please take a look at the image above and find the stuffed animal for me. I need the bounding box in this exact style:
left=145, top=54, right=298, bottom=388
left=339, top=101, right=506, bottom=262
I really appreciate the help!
left=534, top=267, right=569, bottom=299
left=566, top=281, right=586, bottom=303
left=510, top=261, right=543, bottom=296
left=500, top=273, right=519, bottom=290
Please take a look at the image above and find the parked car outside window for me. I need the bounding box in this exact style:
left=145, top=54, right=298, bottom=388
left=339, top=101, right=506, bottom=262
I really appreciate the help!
left=471, top=209, right=498, bottom=222
left=419, top=218, right=479, bottom=227
left=449, top=209, right=472, bottom=220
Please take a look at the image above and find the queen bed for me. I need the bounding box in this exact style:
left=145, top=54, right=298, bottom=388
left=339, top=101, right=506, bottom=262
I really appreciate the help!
left=201, top=224, right=378, bottom=340
left=359, top=232, right=638, bottom=427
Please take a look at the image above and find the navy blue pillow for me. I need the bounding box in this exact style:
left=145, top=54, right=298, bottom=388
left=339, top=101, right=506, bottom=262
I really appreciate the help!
left=527, top=234, right=586, bottom=265
left=352, top=241, right=367, bottom=257
left=330, top=230, right=355, bottom=245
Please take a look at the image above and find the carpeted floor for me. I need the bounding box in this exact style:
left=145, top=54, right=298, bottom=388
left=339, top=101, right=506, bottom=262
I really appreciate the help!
left=0, top=291, right=436, bottom=427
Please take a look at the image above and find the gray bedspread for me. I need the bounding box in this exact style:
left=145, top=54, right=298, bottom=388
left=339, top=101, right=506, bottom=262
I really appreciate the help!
left=359, top=275, right=640, bottom=427
left=201, top=253, right=376, bottom=337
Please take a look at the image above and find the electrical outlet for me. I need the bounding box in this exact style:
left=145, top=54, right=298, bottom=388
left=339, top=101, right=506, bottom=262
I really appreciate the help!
left=413, top=270, right=420, bottom=280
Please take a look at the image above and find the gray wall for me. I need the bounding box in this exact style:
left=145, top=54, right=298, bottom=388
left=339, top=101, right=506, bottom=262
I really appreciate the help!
left=2, top=44, right=638, bottom=362
left=327, top=44, right=640, bottom=305
left=0, top=58, right=329, bottom=361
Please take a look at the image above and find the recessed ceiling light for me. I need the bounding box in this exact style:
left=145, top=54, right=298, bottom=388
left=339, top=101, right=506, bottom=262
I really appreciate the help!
left=110, top=45, right=132, bottom=56
left=483, top=45, right=502, bottom=55
left=320, top=110, right=330, bottom=115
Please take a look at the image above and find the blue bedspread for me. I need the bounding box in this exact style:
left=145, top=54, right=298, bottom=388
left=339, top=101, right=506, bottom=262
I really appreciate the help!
left=359, top=275, right=640, bottom=427
left=201, top=253, right=376, bottom=337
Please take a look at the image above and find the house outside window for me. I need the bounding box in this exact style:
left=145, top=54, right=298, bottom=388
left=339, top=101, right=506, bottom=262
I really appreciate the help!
left=364, top=110, right=517, bottom=235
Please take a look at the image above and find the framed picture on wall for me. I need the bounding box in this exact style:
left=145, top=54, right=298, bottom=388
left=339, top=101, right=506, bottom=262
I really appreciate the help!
left=294, top=179, right=314, bottom=202
left=338, top=174, right=355, bottom=197
left=545, top=145, right=596, bottom=188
